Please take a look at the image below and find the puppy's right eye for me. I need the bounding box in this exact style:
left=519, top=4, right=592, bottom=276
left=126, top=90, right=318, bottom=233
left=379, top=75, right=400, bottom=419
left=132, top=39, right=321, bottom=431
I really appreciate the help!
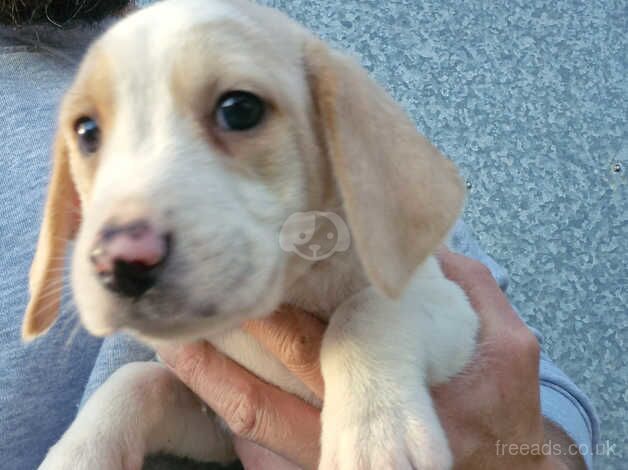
left=74, top=117, right=101, bottom=155
left=215, top=91, right=265, bottom=131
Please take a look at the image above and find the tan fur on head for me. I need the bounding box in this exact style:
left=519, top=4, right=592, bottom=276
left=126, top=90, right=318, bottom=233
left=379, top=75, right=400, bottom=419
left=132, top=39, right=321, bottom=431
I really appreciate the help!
left=305, top=40, right=465, bottom=298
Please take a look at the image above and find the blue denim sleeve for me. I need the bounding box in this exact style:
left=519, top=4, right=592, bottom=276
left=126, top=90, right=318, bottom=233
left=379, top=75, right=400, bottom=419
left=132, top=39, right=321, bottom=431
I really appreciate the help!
left=0, top=45, right=104, bottom=470
left=539, top=353, right=600, bottom=468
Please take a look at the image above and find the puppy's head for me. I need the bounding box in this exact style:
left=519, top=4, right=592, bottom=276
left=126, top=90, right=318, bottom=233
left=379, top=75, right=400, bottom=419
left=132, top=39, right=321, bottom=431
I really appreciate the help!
left=23, top=0, right=464, bottom=342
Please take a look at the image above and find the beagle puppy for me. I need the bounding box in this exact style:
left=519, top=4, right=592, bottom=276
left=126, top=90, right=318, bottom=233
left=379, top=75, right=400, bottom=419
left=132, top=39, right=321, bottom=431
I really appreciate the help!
left=25, top=0, right=478, bottom=468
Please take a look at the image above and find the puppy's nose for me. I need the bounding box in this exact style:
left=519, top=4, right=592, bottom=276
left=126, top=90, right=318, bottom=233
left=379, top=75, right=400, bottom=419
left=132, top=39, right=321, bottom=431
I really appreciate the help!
left=90, top=220, right=170, bottom=298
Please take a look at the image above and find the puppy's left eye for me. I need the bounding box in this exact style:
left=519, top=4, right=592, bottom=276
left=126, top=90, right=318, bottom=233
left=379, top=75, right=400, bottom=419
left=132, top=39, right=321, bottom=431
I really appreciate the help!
left=215, top=91, right=265, bottom=131
left=74, top=117, right=101, bottom=155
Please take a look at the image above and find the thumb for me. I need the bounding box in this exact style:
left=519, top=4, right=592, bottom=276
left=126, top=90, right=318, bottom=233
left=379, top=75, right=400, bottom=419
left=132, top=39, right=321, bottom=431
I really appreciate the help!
left=234, top=438, right=303, bottom=470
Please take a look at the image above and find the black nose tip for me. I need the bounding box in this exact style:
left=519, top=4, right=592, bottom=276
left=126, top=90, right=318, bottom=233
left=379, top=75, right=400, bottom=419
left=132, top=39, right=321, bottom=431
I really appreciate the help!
left=90, top=218, right=172, bottom=298
left=101, top=259, right=162, bottom=298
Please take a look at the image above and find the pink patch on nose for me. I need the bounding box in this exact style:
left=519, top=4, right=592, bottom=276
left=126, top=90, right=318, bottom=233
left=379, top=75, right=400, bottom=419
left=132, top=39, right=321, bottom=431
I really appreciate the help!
left=106, top=231, right=166, bottom=267
left=91, top=225, right=167, bottom=275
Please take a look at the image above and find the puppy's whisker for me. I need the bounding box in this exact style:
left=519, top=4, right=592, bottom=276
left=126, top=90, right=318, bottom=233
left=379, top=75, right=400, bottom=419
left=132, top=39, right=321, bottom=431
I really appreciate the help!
left=37, top=278, right=67, bottom=289
left=35, top=287, right=70, bottom=303
left=35, top=282, right=65, bottom=295
left=29, top=294, right=72, bottom=321
left=32, top=288, right=70, bottom=309
left=63, top=319, right=83, bottom=350
left=44, top=267, right=71, bottom=274
left=46, top=256, right=73, bottom=262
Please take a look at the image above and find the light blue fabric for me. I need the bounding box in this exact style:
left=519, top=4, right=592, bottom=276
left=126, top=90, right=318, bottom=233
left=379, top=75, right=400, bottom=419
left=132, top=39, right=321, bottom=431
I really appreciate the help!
left=0, top=26, right=104, bottom=470
left=0, top=15, right=599, bottom=470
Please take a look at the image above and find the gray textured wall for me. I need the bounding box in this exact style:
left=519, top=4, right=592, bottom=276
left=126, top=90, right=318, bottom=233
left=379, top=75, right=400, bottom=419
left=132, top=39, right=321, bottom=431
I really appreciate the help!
left=259, top=0, right=626, bottom=468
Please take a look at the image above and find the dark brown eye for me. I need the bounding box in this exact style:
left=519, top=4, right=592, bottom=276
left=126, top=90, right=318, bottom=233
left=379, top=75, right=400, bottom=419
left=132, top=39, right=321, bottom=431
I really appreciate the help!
left=74, top=117, right=101, bottom=155
left=215, top=91, right=265, bottom=131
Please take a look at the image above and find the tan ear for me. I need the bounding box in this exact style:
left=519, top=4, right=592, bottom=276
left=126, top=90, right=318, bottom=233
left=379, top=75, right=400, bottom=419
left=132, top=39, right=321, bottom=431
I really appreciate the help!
left=22, top=131, right=80, bottom=341
left=306, top=41, right=465, bottom=298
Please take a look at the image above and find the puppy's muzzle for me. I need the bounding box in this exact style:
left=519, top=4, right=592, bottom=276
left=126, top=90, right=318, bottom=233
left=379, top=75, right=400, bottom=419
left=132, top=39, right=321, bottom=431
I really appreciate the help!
left=90, top=219, right=171, bottom=298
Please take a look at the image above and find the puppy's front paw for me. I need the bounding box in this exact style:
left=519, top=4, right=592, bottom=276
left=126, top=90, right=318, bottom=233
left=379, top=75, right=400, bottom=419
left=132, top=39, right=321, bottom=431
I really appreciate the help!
left=319, top=398, right=452, bottom=470
left=39, top=434, right=143, bottom=470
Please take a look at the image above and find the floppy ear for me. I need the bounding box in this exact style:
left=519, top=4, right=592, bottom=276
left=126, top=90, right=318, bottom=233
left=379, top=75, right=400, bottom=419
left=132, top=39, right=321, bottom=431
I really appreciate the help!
left=22, top=131, right=80, bottom=341
left=305, top=41, right=465, bottom=298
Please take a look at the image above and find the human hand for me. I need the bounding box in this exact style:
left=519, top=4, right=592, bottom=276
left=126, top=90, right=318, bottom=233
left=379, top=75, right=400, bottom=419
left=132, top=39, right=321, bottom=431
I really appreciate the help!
left=157, top=250, right=576, bottom=469
left=433, top=250, right=584, bottom=470
left=157, top=307, right=324, bottom=469
left=431, top=250, right=545, bottom=469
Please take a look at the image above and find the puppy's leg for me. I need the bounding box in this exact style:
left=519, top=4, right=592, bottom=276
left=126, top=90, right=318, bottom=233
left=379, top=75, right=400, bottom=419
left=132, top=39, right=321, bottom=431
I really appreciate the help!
left=39, top=362, right=234, bottom=470
left=318, top=258, right=478, bottom=470
left=412, top=256, right=479, bottom=386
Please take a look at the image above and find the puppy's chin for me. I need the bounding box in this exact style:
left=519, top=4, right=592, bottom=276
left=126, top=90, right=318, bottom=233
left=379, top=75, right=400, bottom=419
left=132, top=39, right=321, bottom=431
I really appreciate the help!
left=127, top=299, right=280, bottom=343
left=82, top=299, right=278, bottom=342
left=79, top=272, right=285, bottom=343
left=73, top=244, right=287, bottom=341
left=127, top=312, right=258, bottom=344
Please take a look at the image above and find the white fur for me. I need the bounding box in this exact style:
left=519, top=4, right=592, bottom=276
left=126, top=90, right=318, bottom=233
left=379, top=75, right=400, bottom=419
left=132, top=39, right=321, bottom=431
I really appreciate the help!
left=37, top=1, right=478, bottom=469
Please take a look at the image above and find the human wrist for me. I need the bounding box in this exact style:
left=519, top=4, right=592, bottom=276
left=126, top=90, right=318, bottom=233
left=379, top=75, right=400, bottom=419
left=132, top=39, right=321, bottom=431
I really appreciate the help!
left=542, top=418, right=587, bottom=470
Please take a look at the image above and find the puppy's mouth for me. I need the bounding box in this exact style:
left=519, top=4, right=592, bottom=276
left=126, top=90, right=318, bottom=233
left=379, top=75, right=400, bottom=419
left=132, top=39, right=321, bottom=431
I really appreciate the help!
left=121, top=295, right=274, bottom=342
left=89, top=260, right=284, bottom=342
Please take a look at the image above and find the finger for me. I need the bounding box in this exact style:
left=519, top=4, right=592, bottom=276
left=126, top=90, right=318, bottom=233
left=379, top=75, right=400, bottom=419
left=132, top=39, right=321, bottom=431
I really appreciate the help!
left=434, top=244, right=449, bottom=258
left=234, top=438, right=303, bottom=470
left=157, top=341, right=321, bottom=469
left=243, top=305, right=325, bottom=399
left=433, top=250, right=537, bottom=396
left=437, top=250, right=524, bottom=330
left=434, top=251, right=542, bottom=409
